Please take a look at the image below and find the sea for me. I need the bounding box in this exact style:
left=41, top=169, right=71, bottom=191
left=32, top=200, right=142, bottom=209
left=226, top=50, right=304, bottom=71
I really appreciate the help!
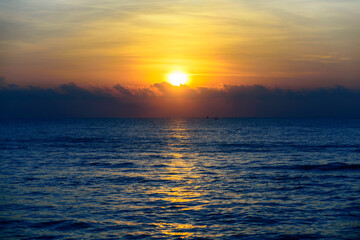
left=0, top=118, right=359, bottom=239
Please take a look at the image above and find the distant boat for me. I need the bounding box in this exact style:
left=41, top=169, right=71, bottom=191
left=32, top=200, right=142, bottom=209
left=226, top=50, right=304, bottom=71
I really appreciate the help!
left=205, top=116, right=219, bottom=120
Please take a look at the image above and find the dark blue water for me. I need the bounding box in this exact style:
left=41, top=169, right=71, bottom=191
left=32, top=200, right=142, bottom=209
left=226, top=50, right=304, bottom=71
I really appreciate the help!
left=0, top=118, right=359, bottom=239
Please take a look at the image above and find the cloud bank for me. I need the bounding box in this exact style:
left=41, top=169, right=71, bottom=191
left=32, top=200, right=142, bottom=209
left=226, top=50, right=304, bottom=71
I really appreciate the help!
left=1, top=82, right=360, bottom=119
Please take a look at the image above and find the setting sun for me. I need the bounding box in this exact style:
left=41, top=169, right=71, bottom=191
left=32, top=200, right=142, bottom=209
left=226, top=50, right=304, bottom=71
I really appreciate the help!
left=167, top=71, right=189, bottom=86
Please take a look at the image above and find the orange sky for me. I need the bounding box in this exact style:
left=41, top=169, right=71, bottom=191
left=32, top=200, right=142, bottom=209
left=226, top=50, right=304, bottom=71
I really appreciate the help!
left=0, top=0, right=359, bottom=89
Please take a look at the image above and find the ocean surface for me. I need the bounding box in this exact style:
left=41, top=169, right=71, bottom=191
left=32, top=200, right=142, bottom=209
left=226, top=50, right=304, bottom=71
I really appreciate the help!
left=0, top=118, right=359, bottom=239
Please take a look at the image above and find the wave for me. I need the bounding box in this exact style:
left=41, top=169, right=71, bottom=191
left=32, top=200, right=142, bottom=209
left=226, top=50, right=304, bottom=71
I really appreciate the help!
left=31, top=219, right=92, bottom=231
left=219, top=142, right=360, bottom=153
left=88, top=161, right=137, bottom=168
left=271, top=162, right=360, bottom=171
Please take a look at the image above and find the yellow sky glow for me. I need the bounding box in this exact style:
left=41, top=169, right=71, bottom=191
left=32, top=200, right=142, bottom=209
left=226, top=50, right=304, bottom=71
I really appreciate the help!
left=0, top=0, right=359, bottom=88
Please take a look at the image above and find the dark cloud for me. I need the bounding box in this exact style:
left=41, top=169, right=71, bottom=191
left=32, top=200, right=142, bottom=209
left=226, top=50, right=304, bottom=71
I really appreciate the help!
left=1, top=82, right=359, bottom=119
left=113, top=84, right=132, bottom=96
left=0, top=77, right=5, bottom=87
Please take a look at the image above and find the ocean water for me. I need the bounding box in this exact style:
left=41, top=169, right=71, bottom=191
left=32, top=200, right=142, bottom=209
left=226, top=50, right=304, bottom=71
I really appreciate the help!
left=0, top=118, right=359, bottom=239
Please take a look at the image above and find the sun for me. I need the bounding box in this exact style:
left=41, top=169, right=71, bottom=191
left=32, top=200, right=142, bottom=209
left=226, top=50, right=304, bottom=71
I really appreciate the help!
left=167, top=71, right=189, bottom=86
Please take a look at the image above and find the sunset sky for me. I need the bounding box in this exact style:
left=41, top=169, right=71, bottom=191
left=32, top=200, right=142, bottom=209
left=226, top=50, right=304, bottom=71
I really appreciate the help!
left=1, top=0, right=359, bottom=88
left=1, top=0, right=360, bottom=118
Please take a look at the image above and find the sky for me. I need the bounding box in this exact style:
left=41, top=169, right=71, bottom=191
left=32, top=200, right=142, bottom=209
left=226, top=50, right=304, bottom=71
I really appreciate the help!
left=0, top=0, right=359, bottom=88
left=1, top=0, right=360, bottom=118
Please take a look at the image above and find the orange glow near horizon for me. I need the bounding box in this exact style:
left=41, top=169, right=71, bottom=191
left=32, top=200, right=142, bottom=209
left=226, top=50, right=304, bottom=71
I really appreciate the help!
left=0, top=1, right=359, bottom=89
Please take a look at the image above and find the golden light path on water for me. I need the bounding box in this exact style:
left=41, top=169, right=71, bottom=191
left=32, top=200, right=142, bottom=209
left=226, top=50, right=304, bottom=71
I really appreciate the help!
left=148, top=120, right=207, bottom=238
left=103, top=119, right=256, bottom=238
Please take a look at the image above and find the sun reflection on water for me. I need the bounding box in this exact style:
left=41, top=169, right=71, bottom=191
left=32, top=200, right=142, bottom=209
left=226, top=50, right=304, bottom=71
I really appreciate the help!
left=154, top=222, right=207, bottom=239
left=151, top=119, right=207, bottom=238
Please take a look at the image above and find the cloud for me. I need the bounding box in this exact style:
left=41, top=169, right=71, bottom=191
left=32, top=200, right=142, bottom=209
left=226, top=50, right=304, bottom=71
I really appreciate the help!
left=1, top=0, right=359, bottom=88
left=293, top=54, right=351, bottom=64
left=0, top=77, right=5, bottom=87
left=113, top=84, right=132, bottom=96
left=1, top=82, right=360, bottom=119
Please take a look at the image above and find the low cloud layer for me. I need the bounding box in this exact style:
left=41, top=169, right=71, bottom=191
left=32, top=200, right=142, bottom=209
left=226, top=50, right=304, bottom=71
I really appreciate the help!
left=1, top=82, right=360, bottom=118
